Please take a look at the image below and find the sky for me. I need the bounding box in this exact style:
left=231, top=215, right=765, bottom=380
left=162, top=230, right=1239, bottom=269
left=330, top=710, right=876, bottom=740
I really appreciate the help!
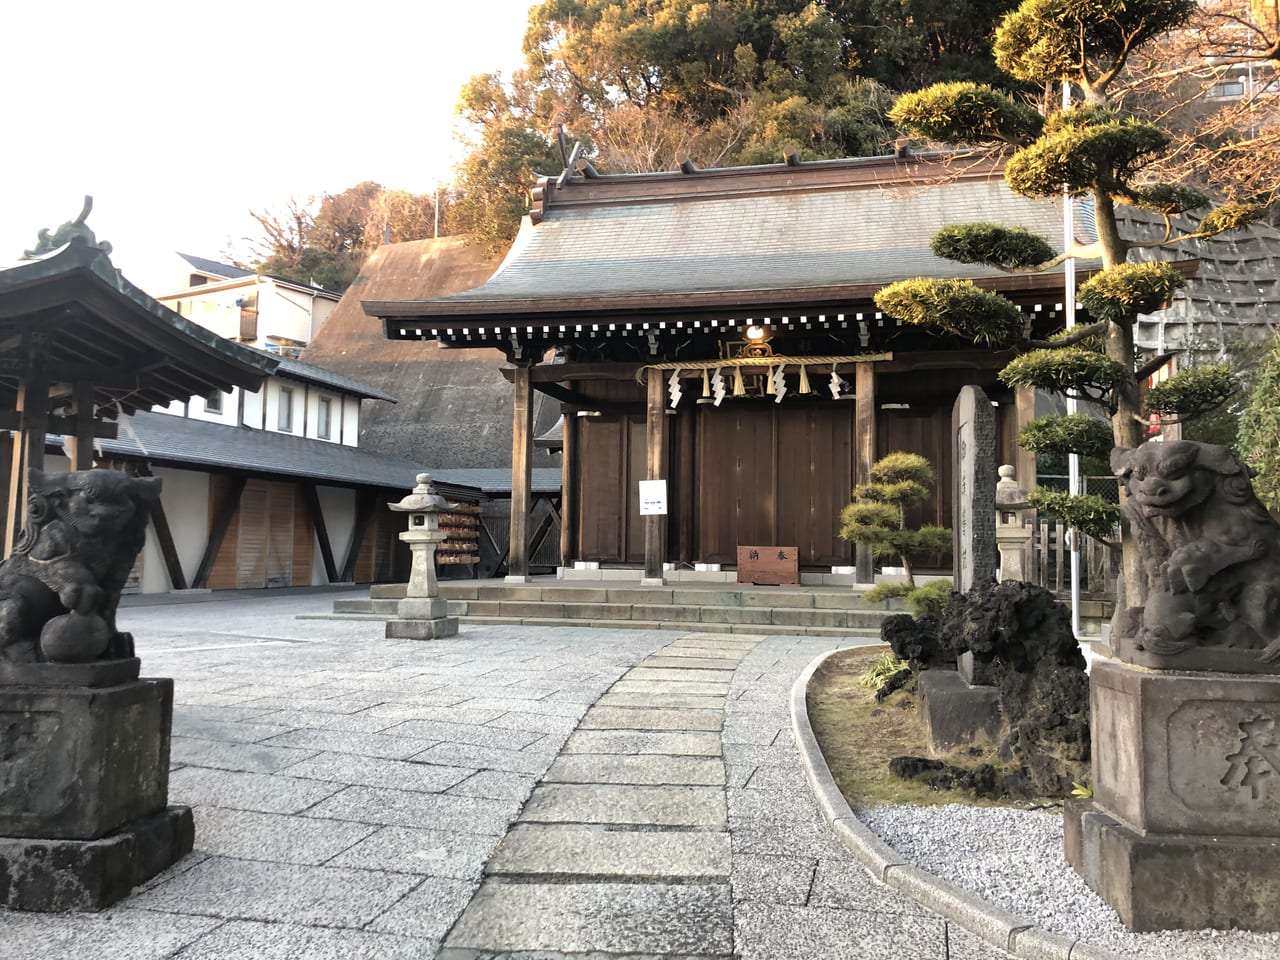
left=1, top=0, right=537, bottom=292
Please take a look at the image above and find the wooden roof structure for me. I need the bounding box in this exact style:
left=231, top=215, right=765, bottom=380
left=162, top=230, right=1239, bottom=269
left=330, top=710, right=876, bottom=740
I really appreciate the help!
left=360, top=152, right=1099, bottom=582
left=0, top=240, right=279, bottom=551
left=0, top=243, right=279, bottom=414
left=366, top=152, right=1095, bottom=361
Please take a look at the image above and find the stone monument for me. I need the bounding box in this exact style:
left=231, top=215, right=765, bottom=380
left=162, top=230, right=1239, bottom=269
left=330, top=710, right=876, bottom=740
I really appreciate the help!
left=385, top=474, right=459, bottom=640
left=914, top=386, right=1001, bottom=749
left=0, top=468, right=193, bottom=911
left=1066, top=440, right=1280, bottom=931
left=951, top=385, right=997, bottom=685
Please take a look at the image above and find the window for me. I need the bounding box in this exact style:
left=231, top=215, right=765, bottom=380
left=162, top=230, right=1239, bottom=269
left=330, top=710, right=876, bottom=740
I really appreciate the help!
left=278, top=386, right=294, bottom=432
left=318, top=396, right=332, bottom=439
left=1211, top=80, right=1245, bottom=99
left=204, top=390, right=223, bottom=414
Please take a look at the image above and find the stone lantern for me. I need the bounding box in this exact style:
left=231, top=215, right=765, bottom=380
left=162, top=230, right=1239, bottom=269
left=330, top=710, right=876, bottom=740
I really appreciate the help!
left=994, top=464, right=1033, bottom=582
left=385, top=473, right=458, bottom=639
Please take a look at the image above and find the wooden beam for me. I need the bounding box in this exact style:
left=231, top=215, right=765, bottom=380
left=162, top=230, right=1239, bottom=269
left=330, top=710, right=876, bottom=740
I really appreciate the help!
left=20, top=339, right=49, bottom=476
left=0, top=433, right=14, bottom=557
left=854, top=363, right=877, bottom=584
left=527, top=506, right=557, bottom=563
left=0, top=411, right=117, bottom=438
left=301, top=482, right=339, bottom=583
left=135, top=463, right=187, bottom=590
left=1014, top=385, right=1037, bottom=495
left=340, top=489, right=377, bottom=582
left=502, top=362, right=644, bottom=384
left=643, top=367, right=668, bottom=581
left=192, top=475, right=246, bottom=589
left=68, top=381, right=96, bottom=471
left=560, top=411, right=576, bottom=567
left=508, top=362, right=534, bottom=580
left=531, top=381, right=632, bottom=410
left=676, top=407, right=695, bottom=564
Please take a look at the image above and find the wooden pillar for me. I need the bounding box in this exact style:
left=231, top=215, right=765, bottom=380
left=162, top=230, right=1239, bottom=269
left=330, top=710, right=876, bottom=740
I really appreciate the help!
left=68, top=381, right=96, bottom=471
left=560, top=411, right=577, bottom=567
left=1014, top=384, right=1037, bottom=492
left=643, top=368, right=668, bottom=582
left=508, top=361, right=534, bottom=582
left=854, top=362, right=878, bottom=584
left=676, top=407, right=695, bottom=564
left=4, top=433, right=24, bottom=557
left=6, top=335, right=49, bottom=554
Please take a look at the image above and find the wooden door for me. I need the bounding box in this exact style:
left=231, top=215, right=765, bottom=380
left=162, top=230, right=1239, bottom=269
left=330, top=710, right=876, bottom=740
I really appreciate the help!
left=776, top=406, right=854, bottom=566
left=878, top=404, right=953, bottom=569
left=696, top=405, right=776, bottom=564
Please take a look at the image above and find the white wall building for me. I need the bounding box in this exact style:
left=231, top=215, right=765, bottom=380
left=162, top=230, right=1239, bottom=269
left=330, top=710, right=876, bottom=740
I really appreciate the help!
left=153, top=253, right=340, bottom=355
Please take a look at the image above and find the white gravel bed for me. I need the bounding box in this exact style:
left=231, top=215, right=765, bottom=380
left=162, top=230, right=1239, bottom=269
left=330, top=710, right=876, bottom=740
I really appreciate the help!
left=859, top=804, right=1280, bottom=959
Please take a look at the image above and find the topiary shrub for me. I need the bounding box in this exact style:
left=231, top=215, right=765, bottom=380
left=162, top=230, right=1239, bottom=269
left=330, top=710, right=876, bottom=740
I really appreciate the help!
left=838, top=452, right=952, bottom=587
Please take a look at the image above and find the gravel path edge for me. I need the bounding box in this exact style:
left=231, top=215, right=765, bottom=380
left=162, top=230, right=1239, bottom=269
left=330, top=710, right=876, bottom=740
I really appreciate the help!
left=788, top=647, right=1121, bottom=960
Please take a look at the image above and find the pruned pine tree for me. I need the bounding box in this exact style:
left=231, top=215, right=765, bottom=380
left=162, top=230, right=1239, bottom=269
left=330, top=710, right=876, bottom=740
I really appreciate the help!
left=838, top=452, right=952, bottom=587
left=1239, top=331, right=1280, bottom=514
left=876, top=0, right=1267, bottom=607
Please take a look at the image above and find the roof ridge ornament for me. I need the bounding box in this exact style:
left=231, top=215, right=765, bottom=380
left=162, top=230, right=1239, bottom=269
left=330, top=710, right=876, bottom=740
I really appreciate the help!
left=22, top=195, right=113, bottom=260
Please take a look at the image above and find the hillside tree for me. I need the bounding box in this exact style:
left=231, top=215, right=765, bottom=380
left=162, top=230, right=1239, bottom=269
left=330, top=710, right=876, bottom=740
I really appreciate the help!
left=876, top=0, right=1266, bottom=609
left=243, top=182, right=444, bottom=293
left=451, top=0, right=1023, bottom=245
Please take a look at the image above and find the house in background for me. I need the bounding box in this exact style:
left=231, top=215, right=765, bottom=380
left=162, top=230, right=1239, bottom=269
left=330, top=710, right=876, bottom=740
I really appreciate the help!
left=153, top=253, right=341, bottom=357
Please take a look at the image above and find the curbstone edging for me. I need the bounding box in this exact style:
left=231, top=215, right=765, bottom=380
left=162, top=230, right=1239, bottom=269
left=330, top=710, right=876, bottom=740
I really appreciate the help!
left=788, top=647, right=1126, bottom=960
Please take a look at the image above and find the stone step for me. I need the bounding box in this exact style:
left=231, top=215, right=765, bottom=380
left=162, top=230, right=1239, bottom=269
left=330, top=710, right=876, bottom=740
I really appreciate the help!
left=373, top=581, right=904, bottom=612
left=329, top=597, right=889, bottom=636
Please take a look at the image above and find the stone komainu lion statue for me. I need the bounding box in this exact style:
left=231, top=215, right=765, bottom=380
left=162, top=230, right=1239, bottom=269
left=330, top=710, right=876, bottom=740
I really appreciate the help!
left=1112, top=440, right=1280, bottom=663
left=0, top=469, right=160, bottom=664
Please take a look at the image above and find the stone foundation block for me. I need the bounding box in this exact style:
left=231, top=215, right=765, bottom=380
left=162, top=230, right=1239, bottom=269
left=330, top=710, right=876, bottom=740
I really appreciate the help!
left=918, top=670, right=1002, bottom=752
left=386, top=616, right=459, bottom=640
left=0, top=804, right=194, bottom=912
left=1065, top=798, right=1280, bottom=931
left=1091, top=660, right=1280, bottom=837
left=0, top=678, right=174, bottom=840
left=396, top=597, right=449, bottom=620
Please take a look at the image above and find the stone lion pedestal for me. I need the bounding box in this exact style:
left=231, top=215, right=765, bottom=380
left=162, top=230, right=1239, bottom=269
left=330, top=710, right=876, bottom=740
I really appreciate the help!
left=0, top=660, right=194, bottom=911
left=1066, top=441, right=1280, bottom=932
left=0, top=467, right=193, bottom=911
left=1066, top=662, right=1280, bottom=931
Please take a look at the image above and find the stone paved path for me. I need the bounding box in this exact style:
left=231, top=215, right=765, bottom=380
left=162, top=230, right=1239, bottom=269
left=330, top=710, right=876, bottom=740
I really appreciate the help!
left=1, top=591, right=1008, bottom=959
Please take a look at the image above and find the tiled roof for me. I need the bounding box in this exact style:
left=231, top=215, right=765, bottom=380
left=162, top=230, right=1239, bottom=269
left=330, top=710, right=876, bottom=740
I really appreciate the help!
left=0, top=245, right=278, bottom=413
left=429, top=467, right=562, bottom=496
left=98, top=409, right=481, bottom=499
left=1117, top=208, right=1280, bottom=352
left=178, top=253, right=255, bottom=280
left=269, top=353, right=399, bottom=403
left=372, top=156, right=1084, bottom=318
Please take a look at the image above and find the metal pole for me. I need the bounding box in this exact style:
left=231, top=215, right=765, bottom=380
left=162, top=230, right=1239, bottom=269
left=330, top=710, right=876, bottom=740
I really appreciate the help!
left=1063, top=81, right=1083, bottom=640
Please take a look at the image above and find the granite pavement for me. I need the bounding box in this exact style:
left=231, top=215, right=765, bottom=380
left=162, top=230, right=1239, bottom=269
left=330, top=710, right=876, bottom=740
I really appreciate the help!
left=1, top=589, right=1009, bottom=959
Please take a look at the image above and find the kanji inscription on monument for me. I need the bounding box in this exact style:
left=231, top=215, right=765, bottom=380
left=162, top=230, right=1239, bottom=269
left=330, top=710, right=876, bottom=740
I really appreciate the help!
left=951, top=385, right=997, bottom=593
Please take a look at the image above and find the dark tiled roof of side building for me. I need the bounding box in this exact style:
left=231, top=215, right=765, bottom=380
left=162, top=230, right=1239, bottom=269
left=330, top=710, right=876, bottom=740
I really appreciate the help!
left=428, top=468, right=562, bottom=496
left=178, top=253, right=256, bottom=280
left=98, top=409, right=482, bottom=499
left=266, top=352, right=399, bottom=403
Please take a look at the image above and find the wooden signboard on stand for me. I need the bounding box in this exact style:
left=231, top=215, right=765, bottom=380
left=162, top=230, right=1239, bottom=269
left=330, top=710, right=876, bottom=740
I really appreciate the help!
left=736, top=545, right=800, bottom=585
